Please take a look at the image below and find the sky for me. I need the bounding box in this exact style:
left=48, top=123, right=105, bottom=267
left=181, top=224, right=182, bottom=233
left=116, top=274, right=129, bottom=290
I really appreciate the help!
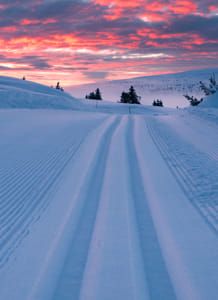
left=0, top=0, right=218, bottom=86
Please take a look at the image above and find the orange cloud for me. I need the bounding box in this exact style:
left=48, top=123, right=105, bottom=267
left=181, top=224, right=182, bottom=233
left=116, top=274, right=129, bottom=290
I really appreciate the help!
left=169, top=0, right=197, bottom=14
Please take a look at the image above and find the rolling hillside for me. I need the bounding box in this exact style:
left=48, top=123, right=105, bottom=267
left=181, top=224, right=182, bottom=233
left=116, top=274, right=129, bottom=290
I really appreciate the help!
left=67, top=68, right=218, bottom=108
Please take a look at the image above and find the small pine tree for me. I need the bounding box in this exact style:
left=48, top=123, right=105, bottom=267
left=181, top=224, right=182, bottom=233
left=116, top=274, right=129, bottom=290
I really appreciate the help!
left=200, top=73, right=218, bottom=96
left=152, top=99, right=164, bottom=107
left=128, top=86, right=140, bottom=104
left=120, top=86, right=141, bottom=104
left=86, top=89, right=102, bottom=100
left=120, top=91, right=129, bottom=103
left=184, top=95, right=203, bottom=106
left=89, top=92, right=96, bottom=99
left=55, top=82, right=64, bottom=91
left=56, top=82, right=60, bottom=90
left=184, top=73, right=218, bottom=106
left=95, top=88, right=102, bottom=100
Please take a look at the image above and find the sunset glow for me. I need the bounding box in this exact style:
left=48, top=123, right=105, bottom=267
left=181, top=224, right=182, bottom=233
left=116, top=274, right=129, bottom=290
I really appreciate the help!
left=0, top=0, right=217, bottom=86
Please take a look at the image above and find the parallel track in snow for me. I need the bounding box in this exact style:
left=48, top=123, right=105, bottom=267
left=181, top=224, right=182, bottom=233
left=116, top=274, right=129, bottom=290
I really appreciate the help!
left=53, top=116, right=120, bottom=300
left=147, top=117, right=218, bottom=235
left=0, top=116, right=106, bottom=268
left=1, top=110, right=218, bottom=300
left=52, top=116, right=177, bottom=300
left=127, top=118, right=176, bottom=300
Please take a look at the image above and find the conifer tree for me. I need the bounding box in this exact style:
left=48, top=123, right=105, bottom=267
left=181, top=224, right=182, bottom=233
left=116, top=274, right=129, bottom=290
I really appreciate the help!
left=128, top=86, right=141, bottom=104
left=120, top=86, right=141, bottom=104
left=184, top=73, right=217, bottom=106
left=184, top=95, right=203, bottom=106
left=86, top=88, right=103, bottom=100
left=120, top=92, right=129, bottom=103
left=152, top=99, right=164, bottom=107
left=56, top=82, right=60, bottom=90
left=95, top=88, right=102, bottom=100
left=200, top=74, right=218, bottom=96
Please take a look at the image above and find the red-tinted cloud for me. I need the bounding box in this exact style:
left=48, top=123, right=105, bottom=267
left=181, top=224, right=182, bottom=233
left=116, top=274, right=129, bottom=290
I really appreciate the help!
left=0, top=0, right=217, bottom=86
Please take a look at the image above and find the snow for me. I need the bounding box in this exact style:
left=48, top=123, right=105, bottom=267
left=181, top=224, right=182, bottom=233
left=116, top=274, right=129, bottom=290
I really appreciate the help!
left=0, top=76, right=218, bottom=299
left=0, top=76, right=83, bottom=110
left=67, top=68, right=218, bottom=108
left=200, top=91, right=218, bottom=108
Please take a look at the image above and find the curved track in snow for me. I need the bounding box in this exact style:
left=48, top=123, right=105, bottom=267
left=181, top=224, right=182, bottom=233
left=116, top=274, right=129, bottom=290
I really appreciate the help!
left=0, top=109, right=218, bottom=300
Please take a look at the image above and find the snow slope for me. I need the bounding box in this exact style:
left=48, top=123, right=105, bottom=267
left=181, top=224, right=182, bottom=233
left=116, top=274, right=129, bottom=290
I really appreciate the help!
left=0, top=76, right=83, bottom=109
left=0, top=104, right=218, bottom=299
left=67, top=68, right=218, bottom=108
left=200, top=91, right=218, bottom=108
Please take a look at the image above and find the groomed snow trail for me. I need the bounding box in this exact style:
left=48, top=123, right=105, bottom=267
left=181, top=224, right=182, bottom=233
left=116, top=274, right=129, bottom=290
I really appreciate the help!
left=0, top=109, right=218, bottom=300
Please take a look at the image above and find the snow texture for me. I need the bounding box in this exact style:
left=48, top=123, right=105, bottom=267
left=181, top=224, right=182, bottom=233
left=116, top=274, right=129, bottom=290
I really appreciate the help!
left=200, top=92, right=218, bottom=108
left=0, top=76, right=83, bottom=110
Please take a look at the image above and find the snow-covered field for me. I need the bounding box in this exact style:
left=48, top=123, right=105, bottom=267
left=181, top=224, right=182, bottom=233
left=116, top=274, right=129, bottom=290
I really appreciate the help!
left=0, top=77, right=218, bottom=299
left=67, top=68, right=218, bottom=108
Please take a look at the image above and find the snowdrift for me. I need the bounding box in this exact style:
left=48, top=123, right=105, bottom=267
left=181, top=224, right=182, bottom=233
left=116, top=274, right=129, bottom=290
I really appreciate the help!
left=200, top=92, right=218, bottom=108
left=0, top=76, right=83, bottom=110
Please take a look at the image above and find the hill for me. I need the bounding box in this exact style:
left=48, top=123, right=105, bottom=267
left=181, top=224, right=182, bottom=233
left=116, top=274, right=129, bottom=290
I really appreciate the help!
left=67, top=68, right=218, bottom=108
left=0, top=76, right=82, bottom=110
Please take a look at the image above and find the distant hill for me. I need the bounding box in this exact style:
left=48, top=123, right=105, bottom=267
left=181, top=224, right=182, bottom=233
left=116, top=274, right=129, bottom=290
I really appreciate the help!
left=67, top=68, right=218, bottom=108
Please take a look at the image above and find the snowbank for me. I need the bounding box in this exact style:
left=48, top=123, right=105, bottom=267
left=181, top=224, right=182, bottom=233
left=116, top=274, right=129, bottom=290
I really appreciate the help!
left=0, top=76, right=83, bottom=110
left=200, top=92, right=218, bottom=108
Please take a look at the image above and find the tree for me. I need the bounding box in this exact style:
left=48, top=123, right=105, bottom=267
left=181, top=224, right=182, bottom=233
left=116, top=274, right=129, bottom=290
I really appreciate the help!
left=200, top=73, right=218, bottom=96
left=95, top=88, right=102, bottom=100
left=120, top=91, right=129, bottom=103
left=152, top=99, right=164, bottom=107
left=56, top=82, right=60, bottom=90
left=55, top=82, right=64, bottom=91
left=128, top=86, right=141, bottom=104
left=184, top=73, right=218, bottom=106
left=184, top=95, right=203, bottom=106
left=120, top=86, right=141, bottom=104
left=22, top=76, right=26, bottom=80
left=86, top=88, right=103, bottom=100
left=88, top=92, right=96, bottom=99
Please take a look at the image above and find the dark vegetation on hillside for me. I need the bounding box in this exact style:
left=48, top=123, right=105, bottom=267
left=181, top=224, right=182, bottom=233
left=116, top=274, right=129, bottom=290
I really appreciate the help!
left=120, top=86, right=141, bottom=104
left=184, top=74, right=218, bottom=106
left=85, top=88, right=102, bottom=100
left=152, top=99, right=164, bottom=107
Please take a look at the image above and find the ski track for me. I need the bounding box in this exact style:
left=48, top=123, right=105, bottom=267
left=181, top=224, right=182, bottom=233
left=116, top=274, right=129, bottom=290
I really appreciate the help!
left=54, top=116, right=176, bottom=300
left=52, top=116, right=121, bottom=300
left=158, top=112, right=218, bottom=161
left=0, top=109, right=218, bottom=299
left=78, top=116, right=150, bottom=300
left=127, top=117, right=176, bottom=300
left=146, top=117, right=218, bottom=235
